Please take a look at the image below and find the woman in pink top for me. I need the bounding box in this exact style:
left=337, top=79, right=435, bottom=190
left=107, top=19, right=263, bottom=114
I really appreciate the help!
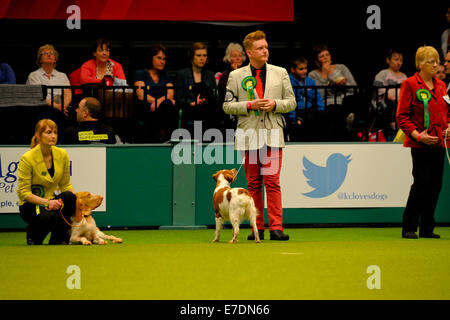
left=80, top=38, right=126, bottom=85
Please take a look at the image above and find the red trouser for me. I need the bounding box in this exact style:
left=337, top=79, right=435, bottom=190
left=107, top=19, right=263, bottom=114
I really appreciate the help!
left=243, top=147, right=283, bottom=231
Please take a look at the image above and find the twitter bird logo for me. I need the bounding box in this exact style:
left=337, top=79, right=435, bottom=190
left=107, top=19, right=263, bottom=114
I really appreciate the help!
left=302, top=153, right=352, bottom=198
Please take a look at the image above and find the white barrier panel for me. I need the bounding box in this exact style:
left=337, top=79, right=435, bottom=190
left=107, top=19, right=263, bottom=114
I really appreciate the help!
left=279, top=144, right=413, bottom=208
left=0, top=147, right=106, bottom=213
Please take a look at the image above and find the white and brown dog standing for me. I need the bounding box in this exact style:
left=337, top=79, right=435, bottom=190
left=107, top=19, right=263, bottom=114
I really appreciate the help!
left=212, top=168, right=260, bottom=243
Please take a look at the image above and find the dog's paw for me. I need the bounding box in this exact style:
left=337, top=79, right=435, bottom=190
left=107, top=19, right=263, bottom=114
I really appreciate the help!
left=112, top=238, right=123, bottom=243
left=228, top=239, right=238, bottom=244
left=82, top=240, right=92, bottom=245
left=212, top=238, right=219, bottom=243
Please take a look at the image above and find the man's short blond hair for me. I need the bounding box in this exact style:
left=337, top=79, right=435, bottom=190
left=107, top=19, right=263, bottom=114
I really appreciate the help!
left=415, top=46, right=440, bottom=70
left=243, top=30, right=266, bottom=51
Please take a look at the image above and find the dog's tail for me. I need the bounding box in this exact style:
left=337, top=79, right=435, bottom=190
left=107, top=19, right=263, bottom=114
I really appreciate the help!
left=247, top=197, right=259, bottom=218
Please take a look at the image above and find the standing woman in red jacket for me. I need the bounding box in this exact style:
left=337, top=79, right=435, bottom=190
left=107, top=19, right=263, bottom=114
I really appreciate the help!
left=396, top=46, right=450, bottom=239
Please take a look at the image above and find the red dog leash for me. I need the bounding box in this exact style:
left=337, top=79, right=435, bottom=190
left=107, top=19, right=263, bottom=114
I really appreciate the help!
left=56, top=198, right=80, bottom=228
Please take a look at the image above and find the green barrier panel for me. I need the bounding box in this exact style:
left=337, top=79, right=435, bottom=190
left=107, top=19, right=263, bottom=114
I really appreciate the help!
left=95, top=145, right=173, bottom=228
left=160, top=141, right=206, bottom=230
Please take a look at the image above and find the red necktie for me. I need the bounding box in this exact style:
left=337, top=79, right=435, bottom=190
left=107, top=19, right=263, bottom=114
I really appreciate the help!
left=255, top=69, right=263, bottom=99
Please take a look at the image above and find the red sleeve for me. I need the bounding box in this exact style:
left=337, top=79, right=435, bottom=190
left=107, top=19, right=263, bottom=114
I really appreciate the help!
left=80, top=60, right=101, bottom=84
left=396, top=79, right=416, bottom=135
left=113, top=61, right=126, bottom=80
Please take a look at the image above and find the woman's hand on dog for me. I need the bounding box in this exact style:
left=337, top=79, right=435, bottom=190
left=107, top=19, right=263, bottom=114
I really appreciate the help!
left=47, top=199, right=62, bottom=211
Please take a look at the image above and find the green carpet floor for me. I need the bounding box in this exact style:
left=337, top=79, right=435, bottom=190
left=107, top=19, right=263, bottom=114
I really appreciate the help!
left=1, top=227, right=449, bottom=300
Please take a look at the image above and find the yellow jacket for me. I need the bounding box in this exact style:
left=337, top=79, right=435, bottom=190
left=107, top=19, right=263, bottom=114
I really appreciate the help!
left=17, top=144, right=73, bottom=205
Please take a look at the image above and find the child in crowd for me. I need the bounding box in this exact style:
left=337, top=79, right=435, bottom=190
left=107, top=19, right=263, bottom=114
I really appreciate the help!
left=286, top=57, right=325, bottom=141
left=373, top=49, right=407, bottom=141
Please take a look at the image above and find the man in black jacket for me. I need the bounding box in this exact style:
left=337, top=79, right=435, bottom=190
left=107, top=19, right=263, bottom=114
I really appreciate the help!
left=64, top=97, right=118, bottom=144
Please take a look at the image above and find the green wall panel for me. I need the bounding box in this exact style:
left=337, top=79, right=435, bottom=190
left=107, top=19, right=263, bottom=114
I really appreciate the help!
left=97, top=145, right=173, bottom=227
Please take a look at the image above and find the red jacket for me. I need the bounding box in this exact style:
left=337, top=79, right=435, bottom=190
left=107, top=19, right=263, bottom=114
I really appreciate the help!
left=79, top=58, right=126, bottom=84
left=396, top=72, right=449, bottom=148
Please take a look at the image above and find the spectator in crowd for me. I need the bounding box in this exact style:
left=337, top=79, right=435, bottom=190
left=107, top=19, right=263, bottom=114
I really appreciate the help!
left=80, top=38, right=126, bottom=86
left=396, top=46, right=450, bottom=239
left=26, top=44, right=72, bottom=116
left=436, top=63, right=446, bottom=81
left=218, top=42, right=246, bottom=130
left=223, top=30, right=296, bottom=241
left=0, top=62, right=16, bottom=84
left=286, top=57, right=325, bottom=141
left=440, top=7, right=450, bottom=58
left=308, top=44, right=357, bottom=141
left=17, top=119, right=76, bottom=245
left=309, top=44, right=357, bottom=105
left=443, top=50, right=450, bottom=93
left=373, top=49, right=407, bottom=140
left=176, top=42, right=219, bottom=138
left=64, top=97, right=118, bottom=144
left=134, top=44, right=176, bottom=142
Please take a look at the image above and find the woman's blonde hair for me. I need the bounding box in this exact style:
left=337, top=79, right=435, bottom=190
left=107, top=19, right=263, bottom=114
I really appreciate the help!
left=31, top=119, right=58, bottom=149
left=36, top=44, right=59, bottom=67
left=415, top=46, right=440, bottom=70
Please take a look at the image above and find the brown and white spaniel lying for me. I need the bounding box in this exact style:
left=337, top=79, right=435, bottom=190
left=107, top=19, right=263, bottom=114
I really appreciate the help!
left=69, top=191, right=123, bottom=245
left=212, top=168, right=260, bottom=243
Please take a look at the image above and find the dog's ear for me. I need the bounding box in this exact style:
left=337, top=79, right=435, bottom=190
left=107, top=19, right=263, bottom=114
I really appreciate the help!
left=212, top=171, right=220, bottom=181
left=224, top=170, right=235, bottom=183
left=74, top=196, right=83, bottom=222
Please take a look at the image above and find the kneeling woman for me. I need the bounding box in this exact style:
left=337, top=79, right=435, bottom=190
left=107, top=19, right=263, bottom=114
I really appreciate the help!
left=17, top=119, right=76, bottom=244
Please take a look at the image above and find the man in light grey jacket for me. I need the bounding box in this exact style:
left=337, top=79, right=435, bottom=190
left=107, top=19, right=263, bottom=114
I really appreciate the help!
left=223, top=30, right=296, bottom=241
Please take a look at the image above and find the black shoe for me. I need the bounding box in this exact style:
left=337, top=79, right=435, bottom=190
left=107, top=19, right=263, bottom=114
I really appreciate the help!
left=248, top=230, right=264, bottom=241
left=26, top=228, right=36, bottom=245
left=402, top=231, right=418, bottom=239
left=419, top=233, right=440, bottom=239
left=270, top=230, right=289, bottom=241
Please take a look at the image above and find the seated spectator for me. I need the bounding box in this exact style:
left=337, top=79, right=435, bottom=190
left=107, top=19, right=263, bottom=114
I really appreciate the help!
left=374, top=49, right=407, bottom=100
left=373, top=49, right=407, bottom=140
left=134, top=44, right=177, bottom=142
left=176, top=42, right=219, bottom=138
left=309, top=44, right=357, bottom=104
left=26, top=44, right=72, bottom=127
left=436, top=63, right=446, bottom=81
left=308, top=44, right=357, bottom=141
left=286, top=57, right=325, bottom=142
left=79, top=39, right=126, bottom=86
left=444, top=51, right=450, bottom=94
left=0, top=62, right=16, bottom=84
left=444, top=50, right=450, bottom=93
left=217, top=42, right=246, bottom=130
left=63, top=97, right=118, bottom=144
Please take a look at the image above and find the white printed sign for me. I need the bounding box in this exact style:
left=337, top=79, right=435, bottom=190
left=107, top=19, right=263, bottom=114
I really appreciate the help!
left=0, top=147, right=106, bottom=213
left=279, top=144, right=413, bottom=208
